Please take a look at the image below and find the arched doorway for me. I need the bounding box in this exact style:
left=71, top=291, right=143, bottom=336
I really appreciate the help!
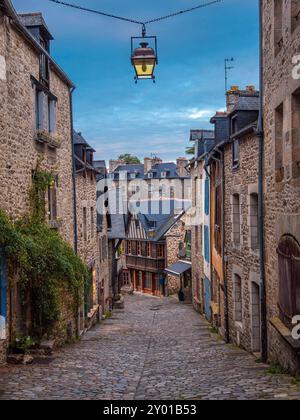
left=277, top=235, right=300, bottom=327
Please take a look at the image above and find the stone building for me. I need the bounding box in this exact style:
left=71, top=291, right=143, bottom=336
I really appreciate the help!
left=73, top=131, right=106, bottom=332
left=188, top=130, right=215, bottom=317
left=0, top=1, right=76, bottom=364
left=215, top=88, right=261, bottom=353
left=262, top=0, right=300, bottom=374
left=108, top=157, right=191, bottom=203
left=125, top=202, right=187, bottom=297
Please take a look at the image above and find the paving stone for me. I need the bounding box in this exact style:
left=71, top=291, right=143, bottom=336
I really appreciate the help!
left=0, top=295, right=299, bottom=400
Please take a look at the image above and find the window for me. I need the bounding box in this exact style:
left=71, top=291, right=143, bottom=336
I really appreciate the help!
left=291, top=0, right=300, bottom=32
left=195, top=226, right=199, bottom=253
left=275, top=103, right=284, bottom=182
left=170, top=186, right=175, bottom=199
left=35, top=89, right=44, bottom=130
left=274, top=0, right=283, bottom=55
left=48, top=98, right=57, bottom=133
left=249, top=193, right=259, bottom=250
left=234, top=274, right=242, bottom=323
left=83, top=207, right=87, bottom=242
left=137, top=241, right=142, bottom=256
left=157, top=244, right=165, bottom=258
left=39, top=52, right=49, bottom=86
left=136, top=271, right=142, bottom=288
left=146, top=242, right=151, bottom=257
left=91, top=207, right=94, bottom=238
left=161, top=172, right=167, bottom=178
left=231, top=115, right=238, bottom=135
left=144, top=272, right=152, bottom=290
left=127, top=241, right=132, bottom=255
left=232, top=194, right=241, bottom=246
left=185, top=231, right=192, bottom=260
left=277, top=235, right=300, bottom=327
left=232, top=139, right=240, bottom=168
left=292, top=89, right=300, bottom=178
left=48, top=177, right=58, bottom=221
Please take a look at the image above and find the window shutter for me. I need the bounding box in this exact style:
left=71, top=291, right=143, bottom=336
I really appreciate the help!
left=38, top=91, right=44, bottom=130
left=49, top=99, right=57, bottom=133
left=205, top=178, right=209, bottom=216
left=204, top=225, right=210, bottom=263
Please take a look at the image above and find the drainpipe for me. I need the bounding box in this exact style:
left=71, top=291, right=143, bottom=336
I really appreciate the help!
left=69, top=87, right=78, bottom=254
left=258, top=0, right=268, bottom=362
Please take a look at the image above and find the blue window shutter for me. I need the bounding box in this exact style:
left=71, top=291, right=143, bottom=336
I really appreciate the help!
left=49, top=99, right=57, bottom=133
left=204, top=225, right=210, bottom=263
left=38, top=91, right=44, bottom=130
left=205, top=178, right=209, bottom=215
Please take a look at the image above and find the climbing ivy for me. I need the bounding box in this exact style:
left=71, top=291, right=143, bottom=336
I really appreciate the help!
left=0, top=169, right=89, bottom=339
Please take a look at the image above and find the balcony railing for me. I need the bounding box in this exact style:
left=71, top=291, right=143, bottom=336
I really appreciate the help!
left=126, top=255, right=165, bottom=272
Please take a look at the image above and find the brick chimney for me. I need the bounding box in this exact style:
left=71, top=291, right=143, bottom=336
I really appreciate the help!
left=144, top=157, right=153, bottom=173
left=176, top=157, right=189, bottom=177
left=144, top=156, right=163, bottom=173
left=226, top=86, right=240, bottom=113
left=109, top=159, right=124, bottom=173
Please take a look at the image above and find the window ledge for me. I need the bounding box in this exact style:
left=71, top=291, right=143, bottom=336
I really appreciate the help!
left=270, top=317, right=300, bottom=353
left=49, top=219, right=63, bottom=230
left=35, top=130, right=60, bottom=149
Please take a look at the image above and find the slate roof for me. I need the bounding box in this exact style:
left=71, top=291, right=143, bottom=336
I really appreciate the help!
left=18, top=13, right=54, bottom=40
left=112, top=162, right=189, bottom=180
left=73, top=130, right=95, bottom=152
left=165, top=261, right=192, bottom=277
left=190, top=129, right=215, bottom=142
left=230, top=95, right=260, bottom=114
left=2, top=1, right=74, bottom=88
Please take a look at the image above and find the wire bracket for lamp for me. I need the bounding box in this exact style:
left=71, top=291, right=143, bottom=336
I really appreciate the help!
left=48, top=0, right=223, bottom=35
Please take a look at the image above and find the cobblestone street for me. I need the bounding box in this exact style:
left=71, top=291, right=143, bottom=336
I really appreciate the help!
left=0, top=294, right=299, bottom=400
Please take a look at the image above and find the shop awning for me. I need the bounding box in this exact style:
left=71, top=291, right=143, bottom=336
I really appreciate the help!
left=165, top=261, right=192, bottom=277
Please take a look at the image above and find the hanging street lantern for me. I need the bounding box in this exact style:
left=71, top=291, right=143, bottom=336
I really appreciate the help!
left=131, top=25, right=158, bottom=83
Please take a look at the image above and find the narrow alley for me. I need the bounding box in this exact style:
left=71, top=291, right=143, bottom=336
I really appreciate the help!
left=0, top=295, right=299, bottom=401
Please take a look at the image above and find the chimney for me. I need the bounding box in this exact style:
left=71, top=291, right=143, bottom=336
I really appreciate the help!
left=246, top=85, right=256, bottom=92
left=176, top=157, right=189, bottom=177
left=109, top=159, right=124, bottom=173
left=144, top=157, right=153, bottom=173
left=226, top=85, right=240, bottom=113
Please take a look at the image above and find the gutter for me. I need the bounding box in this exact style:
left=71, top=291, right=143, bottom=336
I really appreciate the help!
left=257, top=0, right=268, bottom=362
left=69, top=87, right=78, bottom=254
left=2, top=0, right=75, bottom=88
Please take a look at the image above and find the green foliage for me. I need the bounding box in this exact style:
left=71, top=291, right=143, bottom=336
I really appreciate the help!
left=118, top=154, right=141, bottom=164
left=266, top=362, right=288, bottom=375
left=186, top=146, right=195, bottom=156
left=12, top=334, right=37, bottom=352
left=0, top=170, right=89, bottom=339
left=30, top=170, right=54, bottom=221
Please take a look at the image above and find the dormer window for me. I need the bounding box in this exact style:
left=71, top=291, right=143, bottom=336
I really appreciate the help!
left=39, top=51, right=49, bottom=87
left=161, top=171, right=168, bottom=178
left=147, top=172, right=154, bottom=179
left=130, top=172, right=137, bottom=179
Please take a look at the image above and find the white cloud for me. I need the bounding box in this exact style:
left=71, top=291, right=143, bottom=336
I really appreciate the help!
left=187, top=108, right=214, bottom=120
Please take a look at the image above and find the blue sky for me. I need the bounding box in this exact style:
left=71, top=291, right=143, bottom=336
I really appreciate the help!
left=13, top=0, right=259, bottom=163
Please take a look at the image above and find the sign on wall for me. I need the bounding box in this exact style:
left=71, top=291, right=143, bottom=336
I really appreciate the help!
left=0, top=55, right=6, bottom=82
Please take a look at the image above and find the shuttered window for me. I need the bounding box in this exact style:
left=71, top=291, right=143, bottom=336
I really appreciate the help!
left=204, top=177, right=209, bottom=216
left=204, top=225, right=210, bottom=263
left=277, top=235, right=300, bottom=326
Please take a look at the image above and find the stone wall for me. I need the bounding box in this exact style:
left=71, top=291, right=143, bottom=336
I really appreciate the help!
left=262, top=0, right=300, bottom=374
left=0, top=12, right=75, bottom=362
left=166, top=217, right=187, bottom=294
left=224, top=132, right=260, bottom=354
